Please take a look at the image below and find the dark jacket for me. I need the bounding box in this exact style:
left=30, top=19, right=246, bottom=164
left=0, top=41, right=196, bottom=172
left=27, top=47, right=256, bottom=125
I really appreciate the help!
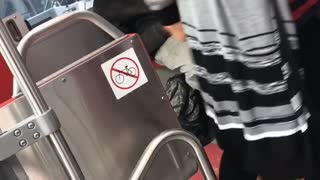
left=93, top=0, right=169, bottom=56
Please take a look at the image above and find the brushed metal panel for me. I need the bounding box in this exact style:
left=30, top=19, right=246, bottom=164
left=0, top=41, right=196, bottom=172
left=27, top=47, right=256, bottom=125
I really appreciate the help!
left=0, top=35, right=197, bottom=180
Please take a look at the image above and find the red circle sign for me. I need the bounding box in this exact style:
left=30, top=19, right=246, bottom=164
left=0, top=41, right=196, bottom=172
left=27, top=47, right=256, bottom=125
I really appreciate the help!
left=110, top=57, right=140, bottom=90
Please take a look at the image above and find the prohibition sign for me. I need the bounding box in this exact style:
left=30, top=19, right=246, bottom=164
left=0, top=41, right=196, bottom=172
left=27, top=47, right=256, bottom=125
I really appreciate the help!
left=110, top=57, right=140, bottom=90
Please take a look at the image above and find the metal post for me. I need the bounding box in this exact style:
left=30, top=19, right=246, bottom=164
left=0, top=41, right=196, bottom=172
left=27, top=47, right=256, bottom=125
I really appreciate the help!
left=0, top=20, right=84, bottom=180
left=130, top=129, right=217, bottom=180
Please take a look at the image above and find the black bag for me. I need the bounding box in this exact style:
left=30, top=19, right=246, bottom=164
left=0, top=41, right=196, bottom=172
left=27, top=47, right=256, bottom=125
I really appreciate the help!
left=166, top=74, right=216, bottom=146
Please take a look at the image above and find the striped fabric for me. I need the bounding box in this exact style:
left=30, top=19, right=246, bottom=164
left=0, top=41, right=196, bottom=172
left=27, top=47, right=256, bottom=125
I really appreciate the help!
left=145, top=1, right=317, bottom=177
left=146, top=0, right=310, bottom=141
left=180, top=0, right=309, bottom=141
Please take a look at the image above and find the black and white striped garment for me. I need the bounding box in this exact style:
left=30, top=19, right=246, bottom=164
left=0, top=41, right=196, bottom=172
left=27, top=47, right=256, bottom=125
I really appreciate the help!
left=146, top=0, right=310, bottom=141
left=146, top=0, right=313, bottom=177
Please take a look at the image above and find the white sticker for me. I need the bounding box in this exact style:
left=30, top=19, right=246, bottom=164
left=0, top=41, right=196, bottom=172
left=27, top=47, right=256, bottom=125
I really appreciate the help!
left=101, top=48, right=148, bottom=99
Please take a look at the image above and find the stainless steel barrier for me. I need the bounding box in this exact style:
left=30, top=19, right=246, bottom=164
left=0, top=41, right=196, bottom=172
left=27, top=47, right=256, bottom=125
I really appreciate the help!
left=130, top=130, right=217, bottom=180
left=0, top=19, right=84, bottom=180
left=0, top=10, right=201, bottom=180
left=18, top=11, right=124, bottom=56
left=13, top=11, right=124, bottom=96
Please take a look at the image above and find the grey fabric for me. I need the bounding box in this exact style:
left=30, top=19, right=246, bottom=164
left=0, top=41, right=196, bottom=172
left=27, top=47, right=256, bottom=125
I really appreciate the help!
left=155, top=37, right=194, bottom=71
left=154, top=37, right=200, bottom=94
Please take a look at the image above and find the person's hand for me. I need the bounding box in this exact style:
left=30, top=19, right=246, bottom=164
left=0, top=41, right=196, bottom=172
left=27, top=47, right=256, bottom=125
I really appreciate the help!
left=163, top=22, right=186, bottom=42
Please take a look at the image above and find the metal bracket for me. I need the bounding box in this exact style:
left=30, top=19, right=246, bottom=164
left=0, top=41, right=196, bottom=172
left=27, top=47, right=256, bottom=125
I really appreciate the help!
left=0, top=108, right=61, bottom=161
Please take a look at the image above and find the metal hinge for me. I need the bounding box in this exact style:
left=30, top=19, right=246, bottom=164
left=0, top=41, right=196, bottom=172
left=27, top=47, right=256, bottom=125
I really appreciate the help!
left=0, top=108, right=61, bottom=161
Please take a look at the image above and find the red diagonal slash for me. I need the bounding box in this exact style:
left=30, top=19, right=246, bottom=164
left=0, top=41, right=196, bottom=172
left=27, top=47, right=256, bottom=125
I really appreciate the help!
left=111, top=68, right=139, bottom=79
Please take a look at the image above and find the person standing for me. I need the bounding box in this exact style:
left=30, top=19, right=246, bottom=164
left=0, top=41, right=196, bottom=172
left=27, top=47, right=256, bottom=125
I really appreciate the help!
left=144, top=0, right=314, bottom=179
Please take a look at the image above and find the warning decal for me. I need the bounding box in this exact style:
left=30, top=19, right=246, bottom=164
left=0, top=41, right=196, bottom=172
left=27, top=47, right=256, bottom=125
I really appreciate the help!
left=101, top=48, right=148, bottom=99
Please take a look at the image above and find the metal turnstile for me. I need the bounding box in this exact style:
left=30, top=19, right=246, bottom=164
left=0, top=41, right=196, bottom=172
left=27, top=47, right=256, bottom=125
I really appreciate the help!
left=0, top=11, right=215, bottom=180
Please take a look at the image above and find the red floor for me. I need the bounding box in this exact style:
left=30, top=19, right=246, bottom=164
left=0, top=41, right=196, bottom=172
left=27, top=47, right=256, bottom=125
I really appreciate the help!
left=191, top=143, right=223, bottom=180
left=191, top=144, right=262, bottom=180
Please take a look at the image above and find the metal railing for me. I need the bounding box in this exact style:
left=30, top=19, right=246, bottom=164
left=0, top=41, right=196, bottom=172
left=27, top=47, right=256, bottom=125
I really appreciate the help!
left=0, top=19, right=84, bottom=180
left=130, top=129, right=217, bottom=180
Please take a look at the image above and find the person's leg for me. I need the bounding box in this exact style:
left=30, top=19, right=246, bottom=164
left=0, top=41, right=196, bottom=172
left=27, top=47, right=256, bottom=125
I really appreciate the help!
left=219, top=151, right=258, bottom=180
left=298, top=16, right=320, bottom=180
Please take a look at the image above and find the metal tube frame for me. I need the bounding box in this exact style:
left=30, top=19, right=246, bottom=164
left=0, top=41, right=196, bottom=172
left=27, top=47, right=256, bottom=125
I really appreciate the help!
left=18, top=11, right=124, bottom=58
left=0, top=20, right=84, bottom=180
left=130, top=129, right=217, bottom=180
left=13, top=11, right=124, bottom=97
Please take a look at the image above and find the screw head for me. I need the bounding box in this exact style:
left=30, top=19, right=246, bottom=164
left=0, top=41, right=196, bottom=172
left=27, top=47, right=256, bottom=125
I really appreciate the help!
left=33, top=132, right=40, bottom=139
left=61, top=78, right=67, bottom=83
left=19, top=139, right=27, bottom=147
left=27, top=122, right=35, bottom=129
left=13, top=129, right=21, bottom=137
